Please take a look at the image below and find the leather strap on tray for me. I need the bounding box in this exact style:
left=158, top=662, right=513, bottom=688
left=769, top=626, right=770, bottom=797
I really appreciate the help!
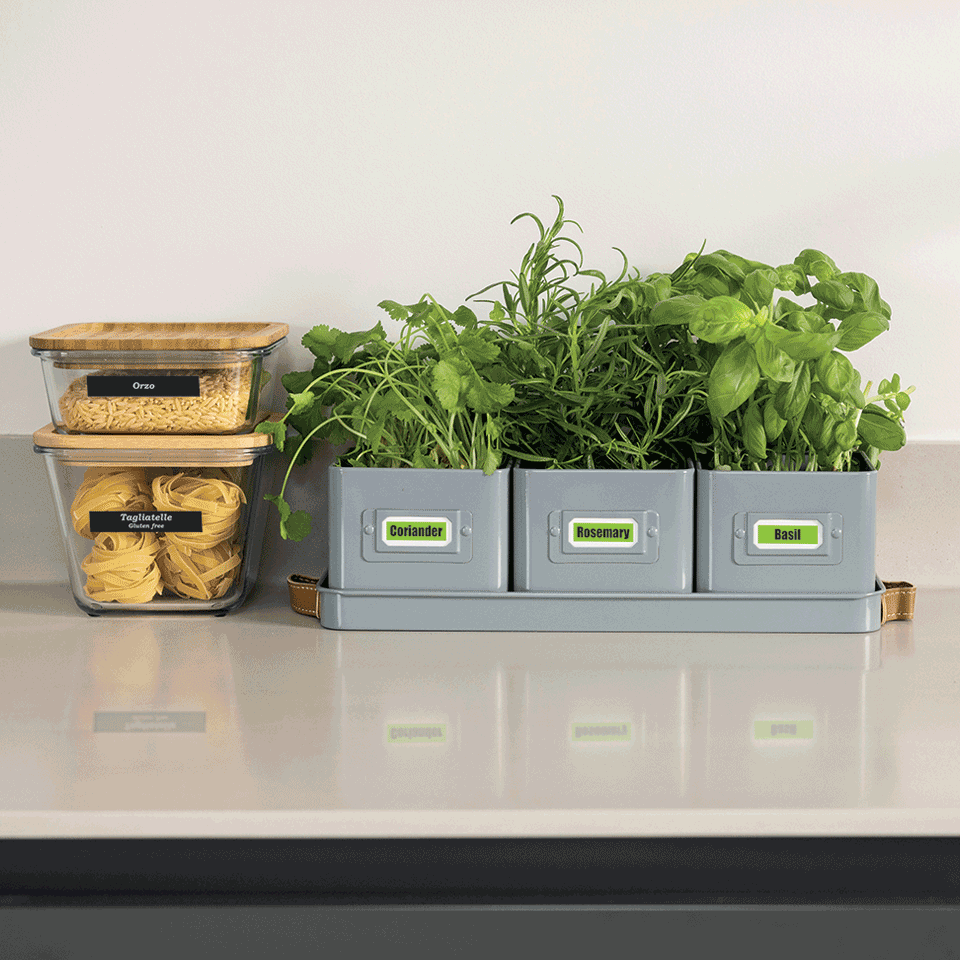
left=287, top=573, right=915, bottom=625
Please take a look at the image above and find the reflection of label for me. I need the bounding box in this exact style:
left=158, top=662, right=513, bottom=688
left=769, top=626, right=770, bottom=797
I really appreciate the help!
left=89, top=511, right=203, bottom=534
left=387, top=724, right=447, bottom=744
left=568, top=518, right=638, bottom=548
left=753, top=720, right=814, bottom=740
left=382, top=516, right=451, bottom=546
left=754, top=520, right=821, bottom=549
left=86, top=375, right=201, bottom=397
left=571, top=723, right=631, bottom=742
left=94, top=711, right=206, bottom=733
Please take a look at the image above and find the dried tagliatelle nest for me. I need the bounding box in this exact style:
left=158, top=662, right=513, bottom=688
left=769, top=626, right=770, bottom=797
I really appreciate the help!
left=151, top=472, right=246, bottom=550
left=157, top=539, right=243, bottom=600
left=79, top=531, right=164, bottom=604
left=58, top=366, right=254, bottom=434
left=71, top=467, right=153, bottom=539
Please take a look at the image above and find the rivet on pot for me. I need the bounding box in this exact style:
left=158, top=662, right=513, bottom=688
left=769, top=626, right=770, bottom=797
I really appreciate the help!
left=647, top=527, right=658, bottom=538
left=550, top=526, right=560, bottom=537
left=363, top=524, right=374, bottom=535
left=461, top=526, right=472, bottom=537
left=734, top=528, right=745, bottom=539
left=832, top=528, right=842, bottom=539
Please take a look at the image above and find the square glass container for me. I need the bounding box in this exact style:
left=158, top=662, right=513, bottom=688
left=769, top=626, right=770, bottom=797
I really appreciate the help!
left=30, top=322, right=288, bottom=434
left=33, top=424, right=275, bottom=615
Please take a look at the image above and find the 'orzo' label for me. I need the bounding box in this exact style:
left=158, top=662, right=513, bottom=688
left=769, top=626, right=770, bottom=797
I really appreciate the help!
left=86, top=375, right=201, bottom=398
left=753, top=519, right=822, bottom=549
left=567, top=518, right=638, bottom=548
left=381, top=516, right=452, bottom=546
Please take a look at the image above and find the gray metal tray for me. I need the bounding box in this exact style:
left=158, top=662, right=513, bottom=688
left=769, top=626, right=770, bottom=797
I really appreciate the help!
left=316, top=577, right=886, bottom=633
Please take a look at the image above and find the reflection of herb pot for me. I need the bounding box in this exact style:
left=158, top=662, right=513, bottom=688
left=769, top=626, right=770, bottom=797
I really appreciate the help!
left=695, top=456, right=877, bottom=594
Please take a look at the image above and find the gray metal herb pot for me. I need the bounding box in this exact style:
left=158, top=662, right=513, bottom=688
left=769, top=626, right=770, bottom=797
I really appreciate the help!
left=513, top=465, right=695, bottom=593
left=328, top=465, right=510, bottom=592
left=695, top=458, right=877, bottom=594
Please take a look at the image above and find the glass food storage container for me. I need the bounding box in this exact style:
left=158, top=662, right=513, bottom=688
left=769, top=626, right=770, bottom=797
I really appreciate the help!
left=33, top=424, right=275, bottom=615
left=30, top=322, right=288, bottom=434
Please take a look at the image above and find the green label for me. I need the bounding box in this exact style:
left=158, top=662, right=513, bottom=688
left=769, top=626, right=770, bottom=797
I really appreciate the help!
left=387, top=723, right=447, bottom=744
left=568, top=518, right=637, bottom=547
left=571, top=722, right=631, bottom=742
left=754, top=520, right=821, bottom=548
left=753, top=720, right=814, bottom=740
left=382, top=516, right=451, bottom=545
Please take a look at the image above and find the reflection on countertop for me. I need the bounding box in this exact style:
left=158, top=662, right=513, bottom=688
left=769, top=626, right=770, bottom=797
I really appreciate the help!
left=2, top=582, right=955, bottom=831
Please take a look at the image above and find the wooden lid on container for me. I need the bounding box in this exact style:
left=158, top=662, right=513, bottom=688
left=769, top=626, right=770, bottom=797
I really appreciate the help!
left=29, top=322, right=289, bottom=352
left=33, top=421, right=276, bottom=451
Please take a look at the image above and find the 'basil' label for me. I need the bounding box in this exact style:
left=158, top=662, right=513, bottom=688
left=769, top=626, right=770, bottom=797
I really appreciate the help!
left=567, top=518, right=638, bottom=548
left=89, top=511, right=204, bottom=534
left=754, top=720, right=814, bottom=740
left=753, top=519, right=822, bottom=549
left=86, top=375, right=201, bottom=397
left=382, top=516, right=452, bottom=546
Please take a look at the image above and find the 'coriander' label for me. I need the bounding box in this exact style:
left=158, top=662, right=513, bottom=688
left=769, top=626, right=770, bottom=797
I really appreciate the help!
left=567, top=518, right=638, bottom=548
left=89, top=511, right=203, bottom=534
left=387, top=724, right=447, bottom=744
left=382, top=516, right=452, bottom=546
left=94, top=711, right=206, bottom=733
left=571, top=723, right=631, bottom=742
left=753, top=720, right=814, bottom=740
left=753, top=519, right=822, bottom=549
left=86, top=375, right=201, bottom=398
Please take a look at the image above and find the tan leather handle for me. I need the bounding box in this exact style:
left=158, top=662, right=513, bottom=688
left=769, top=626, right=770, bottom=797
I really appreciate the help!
left=288, top=573, right=916, bottom=625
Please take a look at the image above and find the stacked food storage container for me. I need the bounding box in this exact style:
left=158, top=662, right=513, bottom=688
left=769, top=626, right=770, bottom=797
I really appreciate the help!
left=30, top=322, right=287, bottom=615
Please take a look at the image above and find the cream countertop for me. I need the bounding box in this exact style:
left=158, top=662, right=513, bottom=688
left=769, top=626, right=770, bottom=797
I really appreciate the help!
left=0, top=581, right=951, bottom=840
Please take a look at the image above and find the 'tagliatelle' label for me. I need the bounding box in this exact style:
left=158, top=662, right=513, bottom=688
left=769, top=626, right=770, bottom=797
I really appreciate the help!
left=94, top=711, right=206, bottom=733
left=753, top=519, right=822, bottom=549
left=86, top=375, right=201, bottom=397
left=89, top=511, right=204, bottom=534
left=567, top=518, right=638, bottom=548
left=382, top=516, right=452, bottom=546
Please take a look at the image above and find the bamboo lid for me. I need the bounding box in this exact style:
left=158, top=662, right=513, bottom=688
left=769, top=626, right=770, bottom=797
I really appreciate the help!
left=33, top=421, right=275, bottom=451
left=29, top=322, right=289, bottom=352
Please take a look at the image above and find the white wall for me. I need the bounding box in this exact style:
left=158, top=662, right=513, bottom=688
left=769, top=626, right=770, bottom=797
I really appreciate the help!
left=2, top=0, right=958, bottom=438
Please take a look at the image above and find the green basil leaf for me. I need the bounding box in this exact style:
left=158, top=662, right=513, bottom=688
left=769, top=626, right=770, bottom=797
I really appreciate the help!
left=768, top=325, right=841, bottom=360
left=837, top=272, right=884, bottom=315
left=834, top=419, right=857, bottom=451
left=741, top=268, right=777, bottom=309
left=857, top=406, right=906, bottom=451
left=775, top=264, right=809, bottom=295
left=816, top=351, right=855, bottom=401
left=897, top=391, right=912, bottom=410
left=689, top=296, right=755, bottom=343
left=708, top=340, right=760, bottom=418
left=764, top=396, right=787, bottom=440
left=811, top=279, right=855, bottom=312
left=649, top=294, right=705, bottom=327
left=775, top=363, right=812, bottom=423
left=835, top=311, right=889, bottom=350
left=795, top=249, right=839, bottom=282
left=694, top=252, right=746, bottom=283
left=754, top=336, right=796, bottom=383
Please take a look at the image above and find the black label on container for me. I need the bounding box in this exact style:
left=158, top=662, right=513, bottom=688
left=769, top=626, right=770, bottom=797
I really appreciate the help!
left=86, top=375, right=201, bottom=397
left=89, top=511, right=204, bottom=533
left=94, top=711, right=206, bottom=733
